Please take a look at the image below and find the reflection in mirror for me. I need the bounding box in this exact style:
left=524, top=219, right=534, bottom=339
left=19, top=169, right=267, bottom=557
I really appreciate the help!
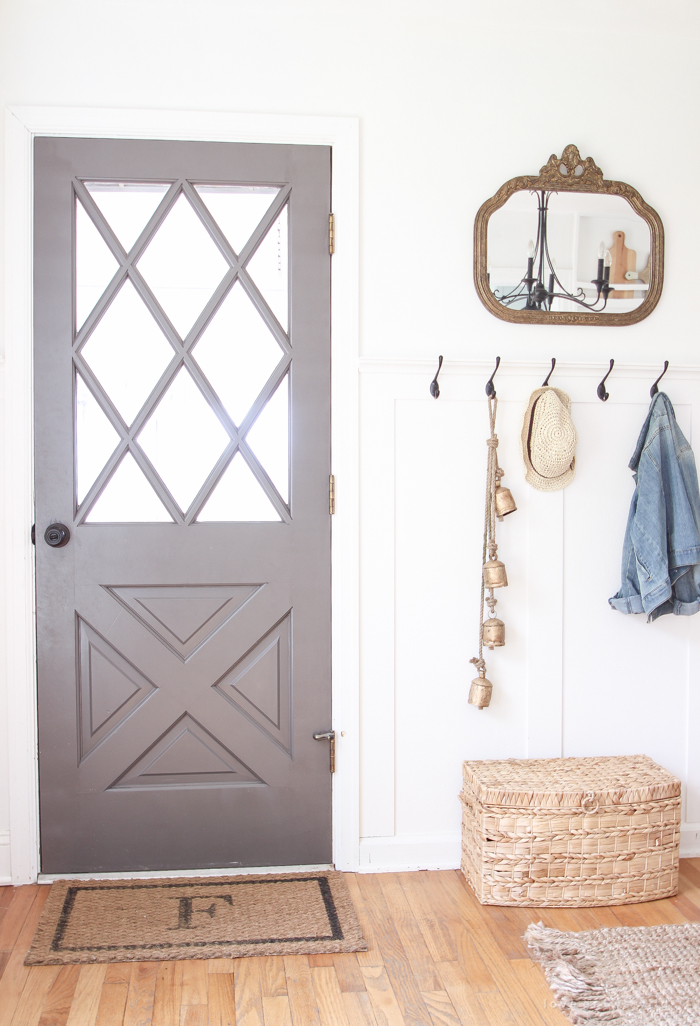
left=474, top=146, right=664, bottom=326
left=488, top=191, right=651, bottom=314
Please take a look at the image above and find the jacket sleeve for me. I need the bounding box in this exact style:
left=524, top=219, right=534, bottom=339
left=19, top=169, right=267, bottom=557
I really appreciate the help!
left=629, top=434, right=671, bottom=617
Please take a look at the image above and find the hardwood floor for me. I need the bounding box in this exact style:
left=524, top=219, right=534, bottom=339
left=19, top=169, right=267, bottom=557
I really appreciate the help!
left=0, top=861, right=698, bottom=1025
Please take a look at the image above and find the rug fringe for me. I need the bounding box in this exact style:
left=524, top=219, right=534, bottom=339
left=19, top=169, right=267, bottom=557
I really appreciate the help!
left=525, top=922, right=623, bottom=1024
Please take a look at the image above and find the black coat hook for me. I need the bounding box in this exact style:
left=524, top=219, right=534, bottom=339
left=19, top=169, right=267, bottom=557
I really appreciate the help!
left=597, top=359, right=614, bottom=402
left=542, top=358, right=556, bottom=387
left=485, top=357, right=501, bottom=398
left=430, top=355, right=444, bottom=399
left=650, top=361, right=669, bottom=398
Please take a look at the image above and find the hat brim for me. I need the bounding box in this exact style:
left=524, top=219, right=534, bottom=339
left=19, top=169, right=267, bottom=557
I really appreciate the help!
left=521, top=386, right=576, bottom=492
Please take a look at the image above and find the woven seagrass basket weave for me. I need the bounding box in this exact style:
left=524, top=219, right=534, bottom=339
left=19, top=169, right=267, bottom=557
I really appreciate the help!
left=460, top=755, right=680, bottom=907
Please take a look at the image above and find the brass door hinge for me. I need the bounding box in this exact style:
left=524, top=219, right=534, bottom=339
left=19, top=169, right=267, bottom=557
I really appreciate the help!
left=329, top=213, right=335, bottom=255
left=329, top=474, right=335, bottom=515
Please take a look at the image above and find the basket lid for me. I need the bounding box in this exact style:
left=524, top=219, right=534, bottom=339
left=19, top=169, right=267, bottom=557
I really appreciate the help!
left=461, top=755, right=680, bottom=808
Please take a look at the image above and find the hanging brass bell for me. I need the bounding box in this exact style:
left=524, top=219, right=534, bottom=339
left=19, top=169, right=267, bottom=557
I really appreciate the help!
left=495, top=485, right=517, bottom=518
left=483, top=617, right=505, bottom=649
left=469, top=669, right=493, bottom=710
left=483, top=559, right=508, bottom=588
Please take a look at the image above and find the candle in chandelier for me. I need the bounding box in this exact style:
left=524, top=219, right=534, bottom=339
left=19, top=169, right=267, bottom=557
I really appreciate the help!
left=527, top=239, right=535, bottom=280
left=597, top=241, right=605, bottom=283
left=604, top=249, right=611, bottom=284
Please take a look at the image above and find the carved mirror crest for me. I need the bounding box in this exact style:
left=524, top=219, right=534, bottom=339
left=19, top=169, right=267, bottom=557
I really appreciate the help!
left=474, top=146, right=664, bottom=325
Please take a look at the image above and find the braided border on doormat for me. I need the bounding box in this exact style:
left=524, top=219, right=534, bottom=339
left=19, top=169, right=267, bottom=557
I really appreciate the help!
left=26, top=871, right=367, bottom=964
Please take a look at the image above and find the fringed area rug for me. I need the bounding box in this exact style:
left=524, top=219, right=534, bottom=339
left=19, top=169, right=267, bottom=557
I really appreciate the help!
left=26, top=871, right=367, bottom=965
left=526, top=921, right=700, bottom=1025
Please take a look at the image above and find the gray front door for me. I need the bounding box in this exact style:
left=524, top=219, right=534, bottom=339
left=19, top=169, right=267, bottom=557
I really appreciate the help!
left=34, top=137, right=332, bottom=873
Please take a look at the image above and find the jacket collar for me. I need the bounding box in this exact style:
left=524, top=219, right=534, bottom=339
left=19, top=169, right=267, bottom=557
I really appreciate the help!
left=629, top=391, right=674, bottom=471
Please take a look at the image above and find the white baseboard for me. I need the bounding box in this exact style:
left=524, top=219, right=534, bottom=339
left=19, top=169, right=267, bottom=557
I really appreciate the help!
left=0, top=832, right=9, bottom=883
left=358, top=833, right=461, bottom=872
left=38, top=863, right=333, bottom=883
left=680, top=824, right=700, bottom=858
left=359, top=826, right=700, bottom=874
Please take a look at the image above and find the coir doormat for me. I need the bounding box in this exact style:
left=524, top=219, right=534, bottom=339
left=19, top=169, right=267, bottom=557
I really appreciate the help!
left=25, top=871, right=367, bottom=964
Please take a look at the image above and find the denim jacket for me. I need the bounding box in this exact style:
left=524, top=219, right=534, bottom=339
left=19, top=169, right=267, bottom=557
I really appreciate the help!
left=609, top=392, right=700, bottom=621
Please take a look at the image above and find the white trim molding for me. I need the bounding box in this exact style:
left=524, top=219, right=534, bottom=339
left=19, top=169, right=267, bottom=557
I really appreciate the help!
left=4, top=105, right=360, bottom=883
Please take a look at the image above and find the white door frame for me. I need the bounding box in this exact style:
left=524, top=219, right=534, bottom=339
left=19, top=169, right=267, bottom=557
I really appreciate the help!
left=4, top=106, right=360, bottom=884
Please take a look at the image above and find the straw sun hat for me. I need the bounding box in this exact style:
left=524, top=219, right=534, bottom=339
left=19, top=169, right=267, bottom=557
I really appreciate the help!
left=521, top=386, right=577, bottom=491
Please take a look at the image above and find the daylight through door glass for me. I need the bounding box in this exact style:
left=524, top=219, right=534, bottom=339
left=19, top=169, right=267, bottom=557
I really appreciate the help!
left=75, top=180, right=291, bottom=523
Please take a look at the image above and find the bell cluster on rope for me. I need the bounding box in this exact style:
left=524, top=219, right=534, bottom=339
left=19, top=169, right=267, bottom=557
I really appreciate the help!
left=469, top=398, right=517, bottom=710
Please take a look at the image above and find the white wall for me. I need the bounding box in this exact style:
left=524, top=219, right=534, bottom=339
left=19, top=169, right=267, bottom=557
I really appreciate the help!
left=2, top=0, right=700, bottom=877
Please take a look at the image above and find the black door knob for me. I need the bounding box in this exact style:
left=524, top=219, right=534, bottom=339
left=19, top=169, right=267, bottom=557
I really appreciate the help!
left=44, top=523, right=70, bottom=548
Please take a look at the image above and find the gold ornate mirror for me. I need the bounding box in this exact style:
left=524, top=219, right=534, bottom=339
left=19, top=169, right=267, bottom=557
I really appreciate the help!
left=474, top=146, right=664, bottom=325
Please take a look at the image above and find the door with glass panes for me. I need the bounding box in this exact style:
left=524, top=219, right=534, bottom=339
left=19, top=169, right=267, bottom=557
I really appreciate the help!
left=34, top=137, right=332, bottom=873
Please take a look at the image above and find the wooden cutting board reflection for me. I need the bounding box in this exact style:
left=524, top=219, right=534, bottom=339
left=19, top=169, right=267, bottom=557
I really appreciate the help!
left=609, top=230, right=635, bottom=299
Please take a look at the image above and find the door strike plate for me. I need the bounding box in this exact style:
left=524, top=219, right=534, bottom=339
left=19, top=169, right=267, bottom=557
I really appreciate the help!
left=313, top=730, right=336, bottom=772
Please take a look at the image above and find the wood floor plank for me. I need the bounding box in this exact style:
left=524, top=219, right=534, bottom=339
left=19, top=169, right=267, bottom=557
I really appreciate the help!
left=669, top=893, right=700, bottom=921
left=342, top=877, right=381, bottom=968
left=435, top=961, right=485, bottom=1026
left=420, top=991, right=461, bottom=1026
left=261, top=996, right=292, bottom=1026
left=0, top=888, right=51, bottom=1026
left=341, top=993, right=377, bottom=1026
left=360, top=966, right=406, bottom=1026
left=0, top=887, right=40, bottom=953
left=282, top=957, right=320, bottom=1026
left=7, top=966, right=59, bottom=1026
left=38, top=965, right=81, bottom=1026
left=331, top=955, right=365, bottom=994
left=65, top=965, right=108, bottom=1026
left=355, top=876, right=431, bottom=1026
left=610, top=899, right=685, bottom=927
left=182, top=1008, right=208, bottom=1026
left=122, top=963, right=158, bottom=1026
left=477, top=990, right=523, bottom=1026
left=449, top=929, right=496, bottom=995
left=509, top=960, right=569, bottom=1026
left=258, top=958, right=286, bottom=999
left=397, top=875, right=456, bottom=965
left=104, top=968, right=131, bottom=987
left=378, top=875, right=442, bottom=992
left=307, top=956, right=334, bottom=968
left=310, top=966, right=350, bottom=1026
left=234, top=957, right=264, bottom=1026
left=0, top=952, right=11, bottom=985
left=433, top=874, right=546, bottom=1026
left=207, top=973, right=235, bottom=1026
left=207, top=961, right=235, bottom=976
left=181, top=960, right=209, bottom=1008
left=152, top=962, right=183, bottom=1026
left=94, top=982, right=128, bottom=1026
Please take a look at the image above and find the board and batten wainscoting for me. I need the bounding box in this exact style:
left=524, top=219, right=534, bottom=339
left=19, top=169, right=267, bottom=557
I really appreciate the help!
left=358, top=359, right=700, bottom=871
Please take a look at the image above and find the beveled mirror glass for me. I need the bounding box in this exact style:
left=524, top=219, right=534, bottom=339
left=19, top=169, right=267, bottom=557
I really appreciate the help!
left=474, top=146, right=664, bottom=325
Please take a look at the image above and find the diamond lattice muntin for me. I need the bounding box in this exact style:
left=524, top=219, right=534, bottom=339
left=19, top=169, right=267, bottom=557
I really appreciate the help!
left=74, top=178, right=292, bottom=525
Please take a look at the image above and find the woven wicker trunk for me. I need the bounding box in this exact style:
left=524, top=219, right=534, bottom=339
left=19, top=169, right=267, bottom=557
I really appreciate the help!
left=460, top=755, right=680, bottom=907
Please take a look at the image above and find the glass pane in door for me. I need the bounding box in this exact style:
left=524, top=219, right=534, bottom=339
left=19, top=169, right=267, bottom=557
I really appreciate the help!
left=246, top=206, right=289, bottom=331
left=195, top=185, right=280, bottom=255
left=75, top=199, right=119, bottom=331
left=191, top=283, right=284, bottom=427
left=84, top=182, right=171, bottom=253
left=137, top=367, right=230, bottom=512
left=136, top=193, right=229, bottom=337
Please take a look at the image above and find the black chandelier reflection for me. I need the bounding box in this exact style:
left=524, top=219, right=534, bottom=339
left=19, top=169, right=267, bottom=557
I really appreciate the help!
left=493, top=191, right=614, bottom=312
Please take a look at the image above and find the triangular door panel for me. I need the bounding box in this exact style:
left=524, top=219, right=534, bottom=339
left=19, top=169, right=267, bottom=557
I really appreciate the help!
left=213, top=611, right=291, bottom=755
left=78, top=617, right=157, bottom=761
left=104, top=584, right=263, bottom=661
left=109, top=713, right=265, bottom=790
